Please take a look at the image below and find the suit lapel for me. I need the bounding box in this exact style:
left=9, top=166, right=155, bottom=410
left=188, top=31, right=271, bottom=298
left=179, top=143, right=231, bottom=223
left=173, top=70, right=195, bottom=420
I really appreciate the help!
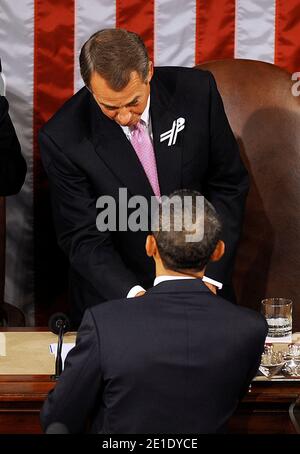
left=150, top=75, right=184, bottom=196
left=90, top=96, right=154, bottom=200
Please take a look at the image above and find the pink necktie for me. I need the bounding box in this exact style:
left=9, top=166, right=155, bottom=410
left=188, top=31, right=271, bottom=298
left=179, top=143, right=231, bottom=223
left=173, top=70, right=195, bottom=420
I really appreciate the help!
left=130, top=121, right=161, bottom=197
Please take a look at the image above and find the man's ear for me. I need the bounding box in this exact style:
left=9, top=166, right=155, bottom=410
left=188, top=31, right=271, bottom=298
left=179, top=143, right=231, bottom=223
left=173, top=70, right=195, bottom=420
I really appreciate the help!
left=145, top=234, right=157, bottom=257
left=210, top=240, right=225, bottom=262
left=147, top=61, right=154, bottom=83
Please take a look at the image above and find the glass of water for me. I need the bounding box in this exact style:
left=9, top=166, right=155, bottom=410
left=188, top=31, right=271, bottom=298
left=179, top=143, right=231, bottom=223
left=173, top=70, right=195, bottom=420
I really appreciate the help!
left=261, top=298, right=293, bottom=338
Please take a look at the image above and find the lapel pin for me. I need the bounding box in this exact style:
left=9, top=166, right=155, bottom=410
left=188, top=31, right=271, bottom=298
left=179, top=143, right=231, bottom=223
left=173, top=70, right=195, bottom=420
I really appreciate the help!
left=160, top=117, right=185, bottom=146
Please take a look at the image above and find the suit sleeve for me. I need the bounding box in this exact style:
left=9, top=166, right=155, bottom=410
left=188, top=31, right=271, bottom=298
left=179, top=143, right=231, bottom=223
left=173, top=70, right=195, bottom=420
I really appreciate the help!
left=39, top=130, right=139, bottom=303
left=238, top=315, right=268, bottom=399
left=0, top=96, right=26, bottom=195
left=203, top=72, right=249, bottom=285
left=40, top=308, right=103, bottom=433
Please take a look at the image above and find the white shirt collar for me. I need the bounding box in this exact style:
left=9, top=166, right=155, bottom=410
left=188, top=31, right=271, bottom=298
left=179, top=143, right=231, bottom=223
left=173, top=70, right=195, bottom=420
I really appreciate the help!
left=140, top=94, right=150, bottom=126
left=154, top=275, right=196, bottom=286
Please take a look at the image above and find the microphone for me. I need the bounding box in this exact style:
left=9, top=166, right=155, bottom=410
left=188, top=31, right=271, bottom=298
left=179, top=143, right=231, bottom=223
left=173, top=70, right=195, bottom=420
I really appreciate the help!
left=48, top=312, right=70, bottom=380
left=46, top=422, right=69, bottom=434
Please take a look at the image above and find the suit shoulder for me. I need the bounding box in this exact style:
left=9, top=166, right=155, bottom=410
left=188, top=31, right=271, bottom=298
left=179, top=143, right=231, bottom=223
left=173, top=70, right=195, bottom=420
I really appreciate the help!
left=154, top=66, right=214, bottom=99
left=40, top=87, right=91, bottom=142
left=219, top=299, right=268, bottom=337
left=155, top=66, right=213, bottom=84
left=89, top=295, right=151, bottom=323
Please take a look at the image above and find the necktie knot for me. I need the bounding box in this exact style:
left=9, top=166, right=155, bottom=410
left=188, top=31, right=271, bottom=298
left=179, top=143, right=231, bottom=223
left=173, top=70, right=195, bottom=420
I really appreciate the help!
left=131, top=121, right=145, bottom=141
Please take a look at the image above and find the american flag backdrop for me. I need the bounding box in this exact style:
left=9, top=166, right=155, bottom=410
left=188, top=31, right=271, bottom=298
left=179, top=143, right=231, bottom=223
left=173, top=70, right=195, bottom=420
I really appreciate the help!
left=0, top=0, right=299, bottom=324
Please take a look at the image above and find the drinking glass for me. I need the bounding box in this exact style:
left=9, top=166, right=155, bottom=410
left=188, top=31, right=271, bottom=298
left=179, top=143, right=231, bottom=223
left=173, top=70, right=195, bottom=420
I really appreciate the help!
left=261, top=298, right=292, bottom=338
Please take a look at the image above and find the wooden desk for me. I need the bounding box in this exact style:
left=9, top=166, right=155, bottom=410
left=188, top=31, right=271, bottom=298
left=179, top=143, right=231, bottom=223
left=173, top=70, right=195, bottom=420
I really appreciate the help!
left=0, top=375, right=54, bottom=434
left=0, top=329, right=76, bottom=434
left=228, top=381, right=300, bottom=434
left=1, top=329, right=300, bottom=434
left=1, top=376, right=299, bottom=434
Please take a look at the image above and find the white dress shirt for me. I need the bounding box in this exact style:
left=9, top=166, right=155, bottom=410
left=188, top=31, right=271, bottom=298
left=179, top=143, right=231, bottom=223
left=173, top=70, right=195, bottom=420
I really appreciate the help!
left=127, top=275, right=222, bottom=297
left=153, top=275, right=196, bottom=286
left=120, top=96, right=222, bottom=297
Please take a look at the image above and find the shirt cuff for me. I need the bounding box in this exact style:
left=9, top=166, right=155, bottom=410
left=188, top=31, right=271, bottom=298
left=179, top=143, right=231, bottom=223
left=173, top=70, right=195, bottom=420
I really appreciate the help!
left=202, top=276, right=223, bottom=290
left=127, top=285, right=146, bottom=298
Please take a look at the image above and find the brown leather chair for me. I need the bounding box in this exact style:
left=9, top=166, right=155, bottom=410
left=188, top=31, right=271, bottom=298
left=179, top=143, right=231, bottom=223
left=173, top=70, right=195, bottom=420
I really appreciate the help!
left=0, top=197, right=25, bottom=326
left=197, top=59, right=300, bottom=331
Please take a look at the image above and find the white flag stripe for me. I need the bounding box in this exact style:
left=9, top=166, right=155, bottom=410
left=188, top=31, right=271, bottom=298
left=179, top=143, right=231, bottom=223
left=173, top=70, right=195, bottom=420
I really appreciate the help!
left=0, top=0, right=35, bottom=322
left=155, top=0, right=196, bottom=67
left=235, top=0, right=276, bottom=63
left=74, top=0, right=116, bottom=93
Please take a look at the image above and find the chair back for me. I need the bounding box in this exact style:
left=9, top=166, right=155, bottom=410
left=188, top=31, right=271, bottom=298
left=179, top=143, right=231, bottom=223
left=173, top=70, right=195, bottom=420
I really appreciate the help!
left=197, top=59, right=300, bottom=331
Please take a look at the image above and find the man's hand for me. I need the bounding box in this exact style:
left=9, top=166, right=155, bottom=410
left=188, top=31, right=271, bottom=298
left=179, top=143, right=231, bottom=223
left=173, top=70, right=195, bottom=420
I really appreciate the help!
left=135, top=291, right=146, bottom=297
left=204, top=282, right=217, bottom=294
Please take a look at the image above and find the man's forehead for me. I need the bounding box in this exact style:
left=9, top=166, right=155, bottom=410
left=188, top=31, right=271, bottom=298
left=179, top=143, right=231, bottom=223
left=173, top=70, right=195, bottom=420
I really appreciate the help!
left=90, top=71, right=145, bottom=98
left=95, top=91, right=142, bottom=107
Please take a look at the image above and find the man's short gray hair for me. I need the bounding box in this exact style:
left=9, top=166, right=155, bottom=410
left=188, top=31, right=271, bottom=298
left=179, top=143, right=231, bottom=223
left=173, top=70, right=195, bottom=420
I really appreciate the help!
left=79, top=28, right=150, bottom=91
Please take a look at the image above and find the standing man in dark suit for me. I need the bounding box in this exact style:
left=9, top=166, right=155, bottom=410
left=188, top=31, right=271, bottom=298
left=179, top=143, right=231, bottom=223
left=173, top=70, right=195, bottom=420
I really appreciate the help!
left=39, top=29, right=249, bottom=327
left=0, top=59, right=27, bottom=195
left=40, top=191, right=267, bottom=434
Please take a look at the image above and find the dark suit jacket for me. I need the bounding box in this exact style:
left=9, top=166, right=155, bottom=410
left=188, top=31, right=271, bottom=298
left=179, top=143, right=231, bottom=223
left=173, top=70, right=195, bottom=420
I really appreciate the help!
left=39, top=67, right=249, bottom=325
left=40, top=279, right=267, bottom=434
left=0, top=96, right=26, bottom=195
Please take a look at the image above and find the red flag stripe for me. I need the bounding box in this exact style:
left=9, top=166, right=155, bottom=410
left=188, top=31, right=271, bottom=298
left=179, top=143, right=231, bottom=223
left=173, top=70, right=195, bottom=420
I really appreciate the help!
left=195, top=0, right=236, bottom=64
left=33, top=0, right=75, bottom=324
left=275, top=0, right=300, bottom=74
left=33, top=0, right=75, bottom=189
left=33, top=0, right=75, bottom=216
left=116, top=0, right=155, bottom=62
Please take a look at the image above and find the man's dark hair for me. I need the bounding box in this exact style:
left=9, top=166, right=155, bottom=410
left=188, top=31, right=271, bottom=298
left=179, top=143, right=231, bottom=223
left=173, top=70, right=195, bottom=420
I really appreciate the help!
left=152, top=190, right=222, bottom=272
left=79, top=28, right=150, bottom=91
